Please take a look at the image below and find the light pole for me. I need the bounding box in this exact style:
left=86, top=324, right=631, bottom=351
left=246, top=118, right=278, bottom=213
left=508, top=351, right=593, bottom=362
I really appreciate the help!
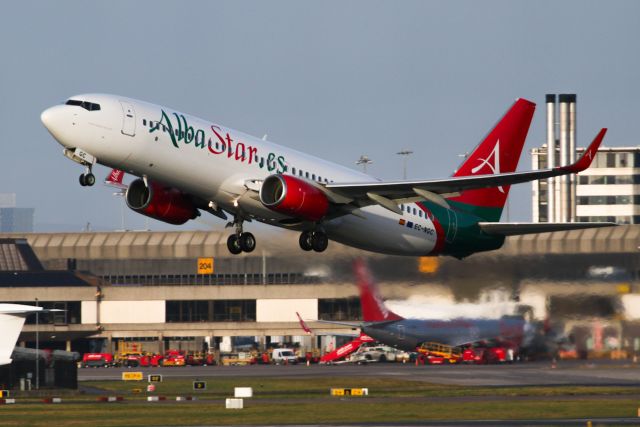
left=396, top=150, right=413, bottom=180
left=355, top=155, right=373, bottom=173
left=35, top=298, right=39, bottom=390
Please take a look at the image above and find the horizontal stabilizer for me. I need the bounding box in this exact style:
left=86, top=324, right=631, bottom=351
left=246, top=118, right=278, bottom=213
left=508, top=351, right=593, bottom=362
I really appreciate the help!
left=478, top=221, right=617, bottom=236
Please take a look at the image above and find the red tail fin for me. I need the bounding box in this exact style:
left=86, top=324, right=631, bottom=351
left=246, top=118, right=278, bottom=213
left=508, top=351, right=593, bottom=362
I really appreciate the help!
left=447, top=98, right=535, bottom=221
left=104, top=169, right=127, bottom=190
left=354, top=259, right=403, bottom=322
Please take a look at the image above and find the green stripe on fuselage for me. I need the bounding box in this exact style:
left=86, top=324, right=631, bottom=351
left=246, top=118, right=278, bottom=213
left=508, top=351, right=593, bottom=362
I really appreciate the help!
left=417, top=200, right=505, bottom=259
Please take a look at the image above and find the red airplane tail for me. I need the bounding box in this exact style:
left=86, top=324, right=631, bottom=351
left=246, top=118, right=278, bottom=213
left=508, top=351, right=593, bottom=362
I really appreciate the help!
left=447, top=98, right=536, bottom=222
left=104, top=169, right=127, bottom=190
left=354, top=258, right=403, bottom=322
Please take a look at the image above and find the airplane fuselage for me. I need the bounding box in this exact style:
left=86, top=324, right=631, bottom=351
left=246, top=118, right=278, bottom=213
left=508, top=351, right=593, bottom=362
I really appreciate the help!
left=362, top=316, right=525, bottom=352
left=41, top=94, right=506, bottom=256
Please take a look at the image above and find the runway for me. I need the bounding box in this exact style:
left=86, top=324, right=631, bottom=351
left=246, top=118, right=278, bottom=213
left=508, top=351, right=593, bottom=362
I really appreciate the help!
left=78, top=359, right=640, bottom=386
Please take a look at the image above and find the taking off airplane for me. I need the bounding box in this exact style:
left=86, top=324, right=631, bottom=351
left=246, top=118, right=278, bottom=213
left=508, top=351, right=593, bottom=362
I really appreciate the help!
left=42, top=95, right=611, bottom=257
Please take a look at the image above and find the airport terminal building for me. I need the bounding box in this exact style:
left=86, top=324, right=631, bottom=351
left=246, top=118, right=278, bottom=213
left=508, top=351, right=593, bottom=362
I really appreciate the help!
left=2, top=226, right=640, bottom=357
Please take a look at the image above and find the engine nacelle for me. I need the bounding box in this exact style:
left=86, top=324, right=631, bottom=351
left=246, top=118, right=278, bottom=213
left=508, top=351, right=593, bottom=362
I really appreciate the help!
left=125, top=179, right=199, bottom=225
left=260, top=174, right=329, bottom=221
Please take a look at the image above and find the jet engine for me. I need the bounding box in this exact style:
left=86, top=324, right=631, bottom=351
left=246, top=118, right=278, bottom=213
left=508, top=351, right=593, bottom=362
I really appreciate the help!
left=125, top=179, right=199, bottom=225
left=260, top=174, right=329, bottom=221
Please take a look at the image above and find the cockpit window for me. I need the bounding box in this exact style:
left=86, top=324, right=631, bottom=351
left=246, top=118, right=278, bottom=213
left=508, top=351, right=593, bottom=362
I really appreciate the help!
left=65, top=99, right=101, bottom=111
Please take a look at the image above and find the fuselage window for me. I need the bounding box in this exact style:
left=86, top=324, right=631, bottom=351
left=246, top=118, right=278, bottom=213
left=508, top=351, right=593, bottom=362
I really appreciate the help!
left=305, top=172, right=309, bottom=179
left=312, top=174, right=316, bottom=180
left=419, top=210, right=423, bottom=218
left=143, top=119, right=147, bottom=126
left=318, top=176, right=322, bottom=182
left=413, top=208, right=417, bottom=215
left=292, top=167, right=296, bottom=175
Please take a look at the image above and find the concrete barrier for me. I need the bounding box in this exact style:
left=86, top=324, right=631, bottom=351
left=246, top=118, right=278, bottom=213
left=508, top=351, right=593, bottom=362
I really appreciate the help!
left=147, top=396, right=166, bottom=402
left=43, top=397, right=62, bottom=404
left=234, top=387, right=253, bottom=398
left=225, top=398, right=243, bottom=409
left=98, top=396, right=124, bottom=402
left=176, top=396, right=196, bottom=401
left=0, top=399, right=16, bottom=404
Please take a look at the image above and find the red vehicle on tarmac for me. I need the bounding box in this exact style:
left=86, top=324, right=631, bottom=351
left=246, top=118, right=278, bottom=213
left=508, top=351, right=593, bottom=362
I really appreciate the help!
left=82, top=353, right=114, bottom=368
left=162, top=350, right=186, bottom=367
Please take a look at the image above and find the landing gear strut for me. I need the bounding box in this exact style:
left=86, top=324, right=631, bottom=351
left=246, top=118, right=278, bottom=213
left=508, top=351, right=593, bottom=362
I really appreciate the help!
left=79, top=166, right=95, bottom=187
left=299, top=230, right=328, bottom=252
left=226, top=217, right=256, bottom=254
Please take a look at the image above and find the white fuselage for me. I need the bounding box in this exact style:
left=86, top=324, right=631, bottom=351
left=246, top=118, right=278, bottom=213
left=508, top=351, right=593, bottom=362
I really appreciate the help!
left=41, top=94, right=437, bottom=255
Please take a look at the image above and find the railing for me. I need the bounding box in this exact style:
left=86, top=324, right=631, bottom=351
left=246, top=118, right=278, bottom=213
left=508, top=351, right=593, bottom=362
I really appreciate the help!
left=101, top=272, right=324, bottom=286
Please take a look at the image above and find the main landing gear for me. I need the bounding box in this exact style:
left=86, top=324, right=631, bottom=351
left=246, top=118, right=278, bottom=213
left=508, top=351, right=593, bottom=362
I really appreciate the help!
left=79, top=167, right=95, bottom=187
left=226, top=217, right=256, bottom=255
left=299, top=230, right=329, bottom=252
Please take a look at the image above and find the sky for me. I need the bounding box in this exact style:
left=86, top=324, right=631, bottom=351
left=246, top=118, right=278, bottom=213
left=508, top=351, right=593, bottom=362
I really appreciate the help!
left=1, top=0, right=639, bottom=232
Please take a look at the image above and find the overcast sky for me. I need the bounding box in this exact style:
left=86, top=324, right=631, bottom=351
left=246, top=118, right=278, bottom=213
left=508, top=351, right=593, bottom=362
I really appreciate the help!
left=1, top=0, right=639, bottom=232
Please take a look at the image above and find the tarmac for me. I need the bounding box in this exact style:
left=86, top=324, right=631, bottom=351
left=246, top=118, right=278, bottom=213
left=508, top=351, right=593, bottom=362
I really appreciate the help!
left=78, top=359, right=640, bottom=386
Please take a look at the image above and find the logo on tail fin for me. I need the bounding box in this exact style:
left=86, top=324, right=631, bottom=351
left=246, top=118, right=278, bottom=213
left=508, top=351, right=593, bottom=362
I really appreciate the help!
left=470, top=140, right=504, bottom=193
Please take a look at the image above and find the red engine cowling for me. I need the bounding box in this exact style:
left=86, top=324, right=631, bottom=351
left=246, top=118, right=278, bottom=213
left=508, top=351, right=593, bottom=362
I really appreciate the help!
left=260, top=174, right=329, bottom=221
left=125, top=179, right=199, bottom=225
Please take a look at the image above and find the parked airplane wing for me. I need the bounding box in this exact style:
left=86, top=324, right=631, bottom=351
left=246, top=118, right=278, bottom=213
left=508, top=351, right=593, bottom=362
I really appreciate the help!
left=325, top=128, right=607, bottom=212
left=0, top=304, right=43, bottom=366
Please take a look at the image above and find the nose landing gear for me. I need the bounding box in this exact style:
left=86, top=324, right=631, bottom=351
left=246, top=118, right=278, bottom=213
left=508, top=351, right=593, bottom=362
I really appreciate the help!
left=79, top=166, right=96, bottom=187
left=226, top=216, right=256, bottom=254
left=299, top=230, right=329, bottom=252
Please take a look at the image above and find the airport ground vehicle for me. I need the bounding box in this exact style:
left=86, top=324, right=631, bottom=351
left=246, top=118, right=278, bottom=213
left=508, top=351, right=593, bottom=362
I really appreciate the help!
left=162, top=350, right=186, bottom=367
left=349, top=345, right=400, bottom=364
left=271, top=348, right=298, bottom=364
left=81, top=353, right=114, bottom=368
left=418, top=342, right=463, bottom=364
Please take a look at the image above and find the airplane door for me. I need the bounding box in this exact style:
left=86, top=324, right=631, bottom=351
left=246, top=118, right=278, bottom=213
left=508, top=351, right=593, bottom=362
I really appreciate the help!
left=397, top=325, right=405, bottom=340
left=445, top=209, right=457, bottom=243
left=120, top=101, right=136, bottom=136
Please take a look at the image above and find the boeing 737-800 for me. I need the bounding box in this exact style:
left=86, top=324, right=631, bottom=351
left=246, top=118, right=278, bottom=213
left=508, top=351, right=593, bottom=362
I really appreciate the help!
left=41, top=95, right=611, bottom=257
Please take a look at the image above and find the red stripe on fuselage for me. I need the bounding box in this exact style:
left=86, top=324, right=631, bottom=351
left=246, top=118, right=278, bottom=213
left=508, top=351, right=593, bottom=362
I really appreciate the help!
left=416, top=203, right=445, bottom=255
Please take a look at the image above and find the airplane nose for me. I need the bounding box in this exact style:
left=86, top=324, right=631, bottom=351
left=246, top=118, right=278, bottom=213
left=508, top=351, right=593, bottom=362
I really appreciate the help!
left=40, top=107, right=55, bottom=130
left=41, top=105, right=70, bottom=144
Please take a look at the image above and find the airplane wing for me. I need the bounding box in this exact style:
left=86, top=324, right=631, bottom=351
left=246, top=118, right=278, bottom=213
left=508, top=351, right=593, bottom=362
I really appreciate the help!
left=478, top=221, right=616, bottom=236
left=296, top=317, right=362, bottom=337
left=0, top=304, right=43, bottom=366
left=322, top=128, right=606, bottom=213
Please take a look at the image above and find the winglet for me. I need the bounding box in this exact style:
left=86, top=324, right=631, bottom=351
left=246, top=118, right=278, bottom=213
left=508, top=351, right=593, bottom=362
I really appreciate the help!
left=354, top=259, right=403, bottom=322
left=560, top=128, right=607, bottom=173
left=296, top=312, right=312, bottom=334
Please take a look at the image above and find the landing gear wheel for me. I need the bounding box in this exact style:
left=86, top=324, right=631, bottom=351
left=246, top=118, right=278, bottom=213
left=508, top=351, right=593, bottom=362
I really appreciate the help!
left=239, top=232, right=256, bottom=253
left=311, top=231, right=328, bottom=252
left=299, top=231, right=313, bottom=251
left=79, top=173, right=95, bottom=187
left=84, top=173, right=96, bottom=186
left=227, top=234, right=242, bottom=255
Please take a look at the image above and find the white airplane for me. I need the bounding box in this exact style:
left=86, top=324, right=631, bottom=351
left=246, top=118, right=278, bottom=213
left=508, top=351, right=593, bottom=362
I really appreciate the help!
left=41, top=95, right=612, bottom=257
left=0, top=304, right=43, bottom=366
